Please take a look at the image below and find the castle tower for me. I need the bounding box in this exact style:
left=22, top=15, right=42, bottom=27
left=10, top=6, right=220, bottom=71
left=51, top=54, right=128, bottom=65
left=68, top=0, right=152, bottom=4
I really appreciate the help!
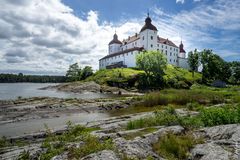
left=108, top=32, right=122, bottom=54
left=139, top=13, right=158, bottom=51
left=179, top=41, right=186, bottom=58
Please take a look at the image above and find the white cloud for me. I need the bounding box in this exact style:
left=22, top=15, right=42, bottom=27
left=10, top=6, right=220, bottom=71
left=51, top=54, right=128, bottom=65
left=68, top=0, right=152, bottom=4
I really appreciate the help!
left=0, top=0, right=239, bottom=75
left=176, top=0, right=185, bottom=4
left=152, top=0, right=240, bottom=59
left=0, top=0, right=141, bottom=74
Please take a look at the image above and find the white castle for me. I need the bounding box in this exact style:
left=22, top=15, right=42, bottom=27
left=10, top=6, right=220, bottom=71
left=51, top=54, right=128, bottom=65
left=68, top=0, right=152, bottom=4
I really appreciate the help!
left=99, top=14, right=189, bottom=70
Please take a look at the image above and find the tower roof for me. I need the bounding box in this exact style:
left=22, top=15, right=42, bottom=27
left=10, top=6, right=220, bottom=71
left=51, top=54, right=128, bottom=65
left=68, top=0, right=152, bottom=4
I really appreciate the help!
left=179, top=41, right=186, bottom=53
left=109, top=33, right=122, bottom=45
left=140, top=15, right=158, bottom=32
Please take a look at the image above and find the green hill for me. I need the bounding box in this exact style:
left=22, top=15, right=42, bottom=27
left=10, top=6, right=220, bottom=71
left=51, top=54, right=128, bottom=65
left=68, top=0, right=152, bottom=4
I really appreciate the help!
left=86, top=65, right=201, bottom=89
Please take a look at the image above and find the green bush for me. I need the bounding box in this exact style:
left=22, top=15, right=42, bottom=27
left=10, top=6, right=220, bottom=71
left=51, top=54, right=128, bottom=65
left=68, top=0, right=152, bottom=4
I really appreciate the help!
left=18, top=150, right=30, bottom=160
left=200, top=106, right=240, bottom=126
left=153, top=133, right=201, bottom=160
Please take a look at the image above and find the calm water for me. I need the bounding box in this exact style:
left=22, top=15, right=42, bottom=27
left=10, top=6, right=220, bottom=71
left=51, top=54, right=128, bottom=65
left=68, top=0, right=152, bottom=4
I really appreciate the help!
left=0, top=83, right=114, bottom=137
left=0, top=112, right=109, bottom=137
left=0, top=83, right=113, bottom=100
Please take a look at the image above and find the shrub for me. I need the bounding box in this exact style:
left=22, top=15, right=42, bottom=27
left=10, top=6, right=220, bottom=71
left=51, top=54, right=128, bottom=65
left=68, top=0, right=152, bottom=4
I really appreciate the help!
left=200, top=106, right=240, bottom=126
left=18, top=150, right=30, bottom=160
left=153, top=133, right=202, bottom=160
left=186, top=102, right=200, bottom=111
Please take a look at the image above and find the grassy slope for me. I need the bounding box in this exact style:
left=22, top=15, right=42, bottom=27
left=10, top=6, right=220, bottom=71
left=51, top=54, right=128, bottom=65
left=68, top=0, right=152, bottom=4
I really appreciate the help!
left=86, top=65, right=201, bottom=85
left=86, top=68, right=144, bottom=85
left=164, top=64, right=201, bottom=82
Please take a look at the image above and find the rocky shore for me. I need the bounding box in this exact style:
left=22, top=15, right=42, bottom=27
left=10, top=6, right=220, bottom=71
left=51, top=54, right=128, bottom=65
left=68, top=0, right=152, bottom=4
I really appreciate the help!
left=1, top=83, right=239, bottom=160
left=1, top=109, right=240, bottom=160
left=41, top=81, right=142, bottom=96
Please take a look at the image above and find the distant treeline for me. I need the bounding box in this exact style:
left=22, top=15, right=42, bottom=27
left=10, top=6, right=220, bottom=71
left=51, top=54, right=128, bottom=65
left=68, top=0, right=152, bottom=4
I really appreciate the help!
left=0, top=73, right=67, bottom=83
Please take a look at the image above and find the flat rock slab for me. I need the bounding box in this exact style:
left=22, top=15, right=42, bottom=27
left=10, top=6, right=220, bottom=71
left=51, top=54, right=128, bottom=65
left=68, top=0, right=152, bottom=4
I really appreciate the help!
left=114, top=125, right=184, bottom=159
left=81, top=150, right=120, bottom=160
left=190, top=143, right=231, bottom=160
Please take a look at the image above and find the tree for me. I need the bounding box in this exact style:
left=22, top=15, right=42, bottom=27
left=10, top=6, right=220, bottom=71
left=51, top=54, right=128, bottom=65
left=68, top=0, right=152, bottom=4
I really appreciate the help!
left=81, top=66, right=93, bottom=80
left=200, top=49, right=231, bottom=83
left=188, top=49, right=199, bottom=77
left=66, top=63, right=81, bottom=81
left=229, top=61, right=240, bottom=84
left=136, top=50, right=167, bottom=87
left=66, top=63, right=94, bottom=82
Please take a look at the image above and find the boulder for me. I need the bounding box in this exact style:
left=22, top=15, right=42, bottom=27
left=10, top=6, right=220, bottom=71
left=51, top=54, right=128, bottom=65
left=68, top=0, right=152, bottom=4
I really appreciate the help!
left=190, top=143, right=230, bottom=160
left=81, top=150, right=120, bottom=160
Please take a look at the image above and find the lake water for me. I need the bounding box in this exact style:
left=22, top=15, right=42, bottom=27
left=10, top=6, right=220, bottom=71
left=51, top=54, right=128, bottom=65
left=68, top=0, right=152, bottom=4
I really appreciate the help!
left=0, top=112, right=110, bottom=137
left=0, top=83, right=113, bottom=100
left=0, top=83, right=114, bottom=137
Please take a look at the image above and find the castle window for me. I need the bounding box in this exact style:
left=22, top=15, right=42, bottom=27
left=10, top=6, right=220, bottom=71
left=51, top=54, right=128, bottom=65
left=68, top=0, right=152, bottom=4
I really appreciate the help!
left=174, top=59, right=175, bottom=62
left=170, top=47, right=172, bottom=50
left=151, top=36, right=153, bottom=40
left=157, top=44, right=159, bottom=47
left=166, top=46, right=167, bottom=49
left=170, top=52, right=172, bottom=56
left=165, top=50, right=167, bottom=55
left=162, top=45, right=163, bottom=48
left=170, top=59, right=171, bottom=62
left=142, top=36, right=144, bottom=40
left=151, top=44, right=153, bottom=48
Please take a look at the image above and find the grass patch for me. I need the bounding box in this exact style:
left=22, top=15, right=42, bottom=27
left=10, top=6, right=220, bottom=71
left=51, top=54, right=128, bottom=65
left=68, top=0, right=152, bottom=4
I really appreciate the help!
left=0, top=137, right=28, bottom=150
left=86, top=68, right=144, bottom=85
left=39, top=123, right=113, bottom=160
left=137, top=89, right=225, bottom=108
left=153, top=132, right=203, bottom=160
left=127, top=104, right=240, bottom=130
left=126, top=107, right=184, bottom=130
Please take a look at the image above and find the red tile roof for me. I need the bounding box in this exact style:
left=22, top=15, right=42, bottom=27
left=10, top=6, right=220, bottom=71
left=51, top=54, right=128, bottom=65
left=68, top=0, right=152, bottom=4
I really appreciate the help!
left=122, top=34, right=140, bottom=45
left=157, top=36, right=178, bottom=48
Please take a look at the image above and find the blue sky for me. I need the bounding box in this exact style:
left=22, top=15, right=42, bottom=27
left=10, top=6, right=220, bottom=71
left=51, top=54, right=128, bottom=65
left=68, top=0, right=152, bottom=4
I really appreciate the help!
left=0, top=0, right=239, bottom=75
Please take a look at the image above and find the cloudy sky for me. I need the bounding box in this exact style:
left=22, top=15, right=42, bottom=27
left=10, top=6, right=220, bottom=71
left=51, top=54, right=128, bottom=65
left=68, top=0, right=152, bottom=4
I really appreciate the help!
left=0, top=0, right=239, bottom=75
